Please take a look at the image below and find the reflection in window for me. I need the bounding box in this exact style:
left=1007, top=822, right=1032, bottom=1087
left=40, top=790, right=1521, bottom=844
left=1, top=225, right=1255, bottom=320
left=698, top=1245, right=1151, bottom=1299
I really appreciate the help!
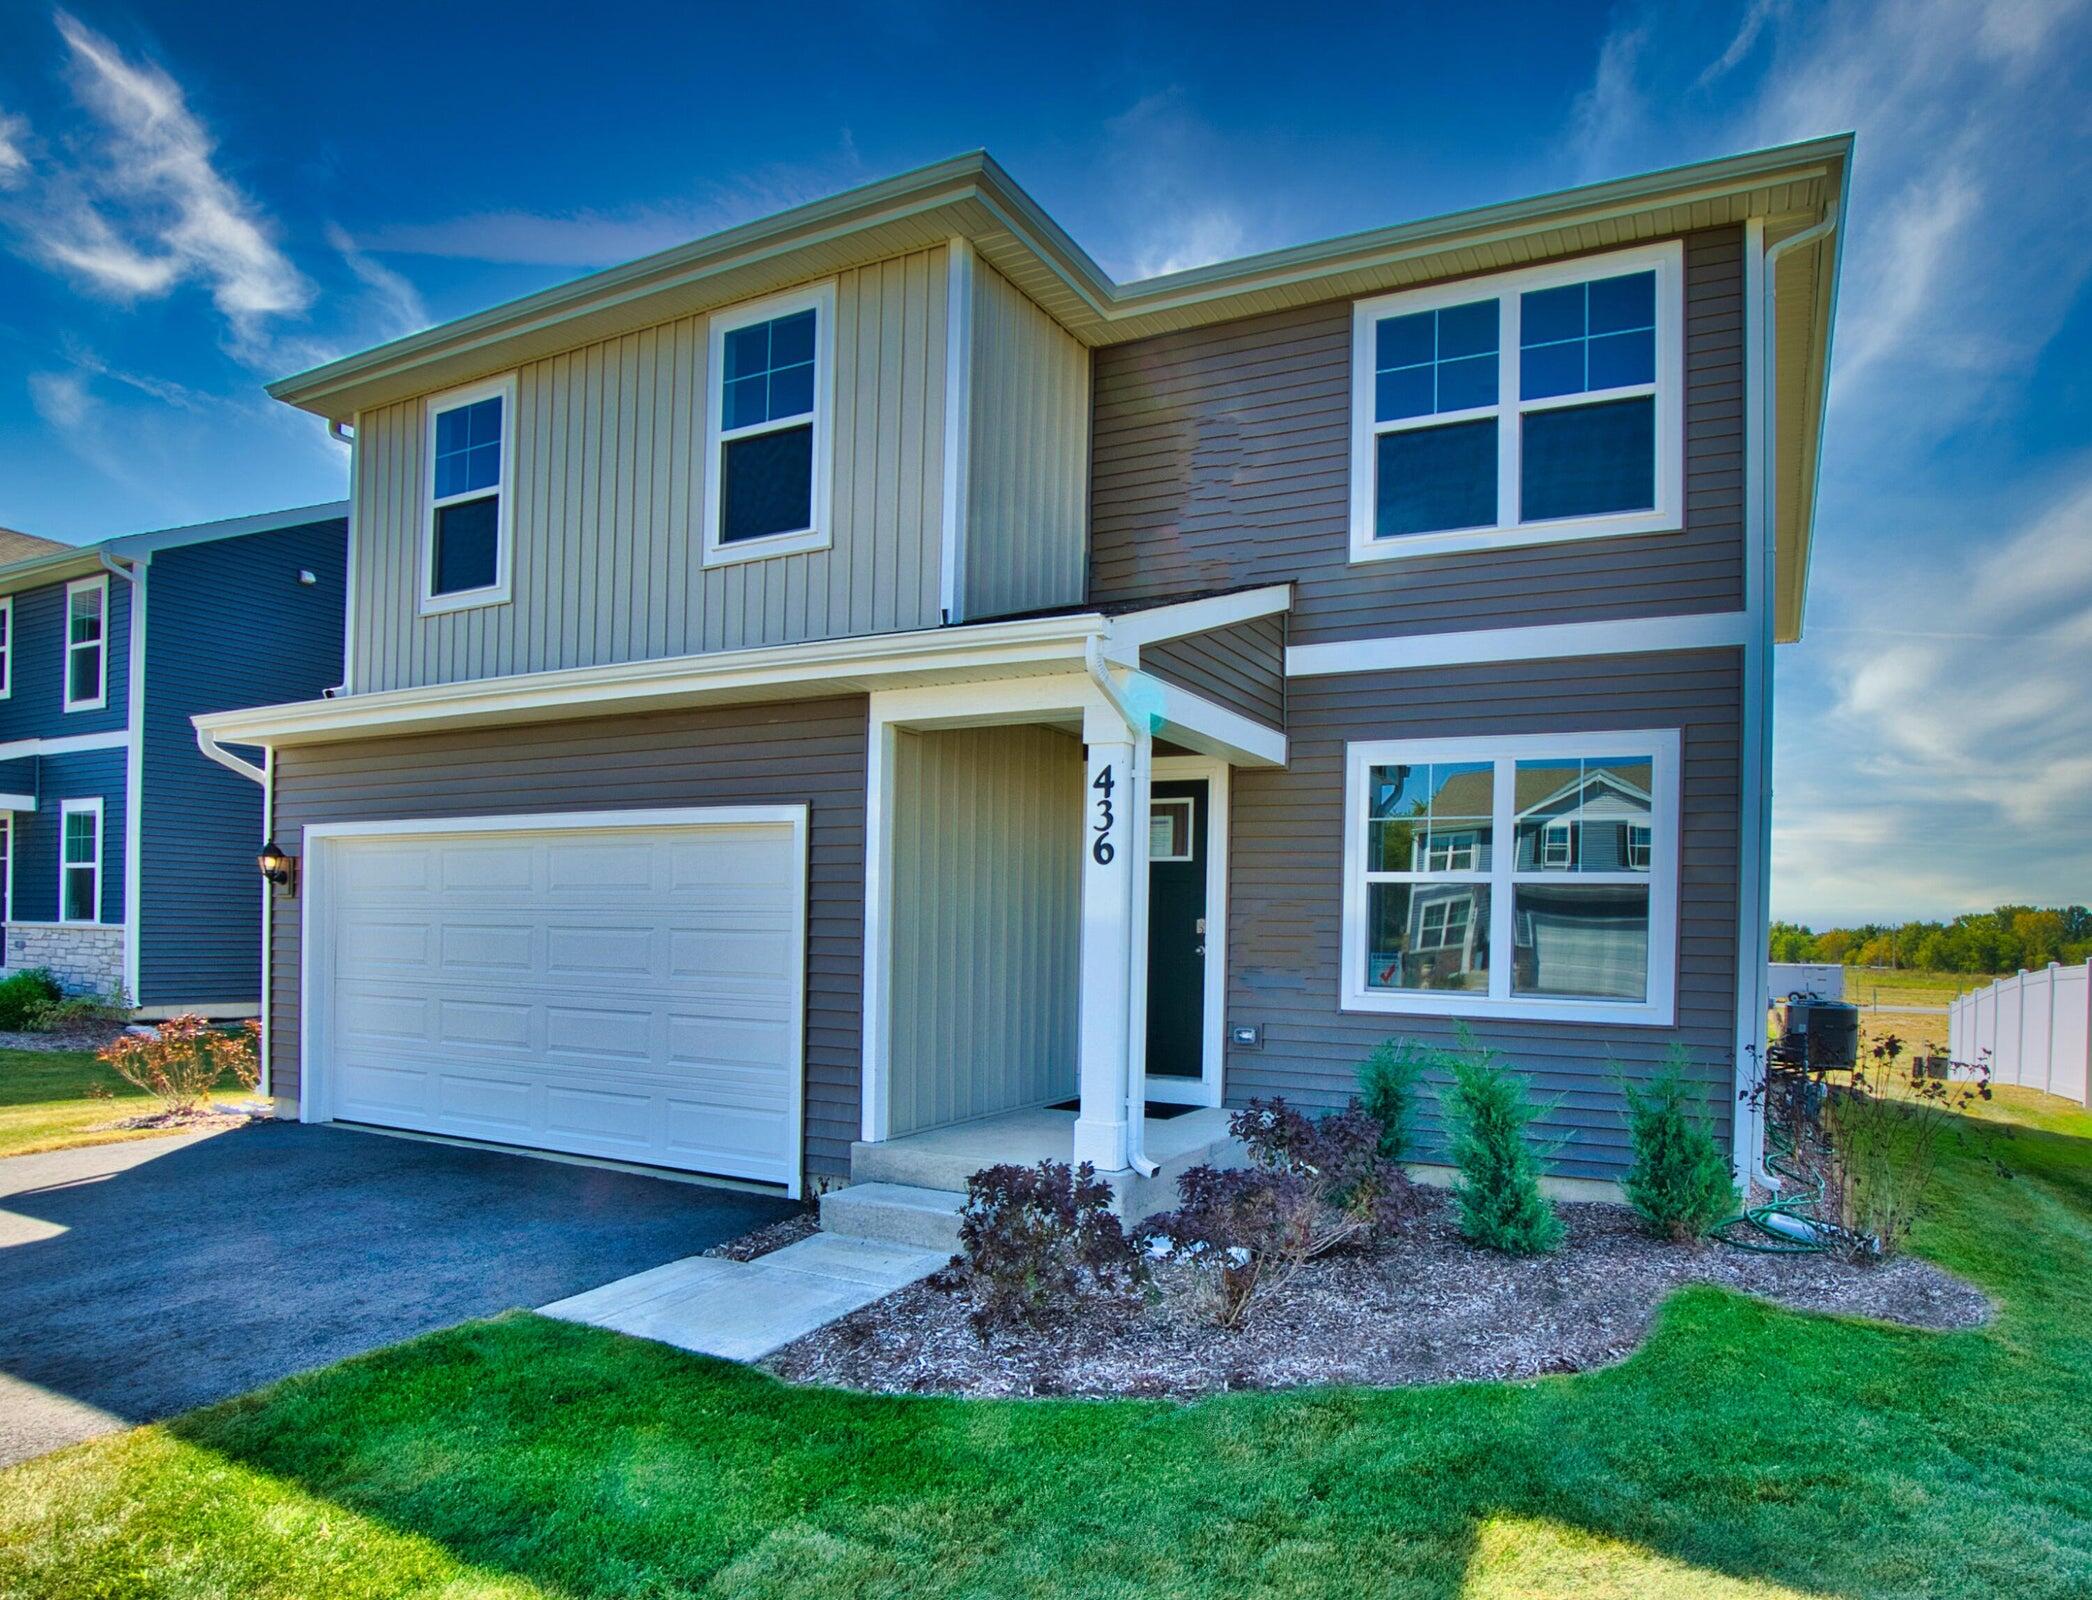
left=1511, top=882, right=1650, bottom=1001
left=1515, top=757, right=1652, bottom=872
left=1366, top=883, right=1490, bottom=992
left=1368, top=761, right=1494, bottom=872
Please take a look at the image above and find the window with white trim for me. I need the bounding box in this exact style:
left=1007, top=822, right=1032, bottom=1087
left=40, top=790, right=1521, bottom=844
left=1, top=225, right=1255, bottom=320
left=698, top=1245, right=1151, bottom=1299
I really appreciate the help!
left=63, top=576, right=107, bottom=712
left=0, top=595, right=13, bottom=699
left=1343, top=733, right=1679, bottom=1024
left=60, top=798, right=101, bottom=923
left=703, top=282, right=835, bottom=566
left=423, top=375, right=515, bottom=611
left=1348, top=241, right=1682, bottom=562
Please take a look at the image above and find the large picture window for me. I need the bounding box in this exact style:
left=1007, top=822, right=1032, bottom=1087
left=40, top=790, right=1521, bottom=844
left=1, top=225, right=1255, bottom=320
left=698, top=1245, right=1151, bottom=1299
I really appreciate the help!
left=1342, top=732, right=1680, bottom=1024
left=703, top=281, right=835, bottom=566
left=1348, top=241, right=1681, bottom=563
left=422, top=374, right=516, bottom=612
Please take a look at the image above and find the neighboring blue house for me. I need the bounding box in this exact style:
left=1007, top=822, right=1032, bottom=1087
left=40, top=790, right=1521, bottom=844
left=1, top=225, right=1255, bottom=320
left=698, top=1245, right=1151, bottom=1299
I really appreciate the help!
left=0, top=503, right=347, bottom=1015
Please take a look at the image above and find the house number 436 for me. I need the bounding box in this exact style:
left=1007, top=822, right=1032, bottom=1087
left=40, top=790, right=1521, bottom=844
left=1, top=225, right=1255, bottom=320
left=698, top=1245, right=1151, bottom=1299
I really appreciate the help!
left=1090, top=765, right=1116, bottom=865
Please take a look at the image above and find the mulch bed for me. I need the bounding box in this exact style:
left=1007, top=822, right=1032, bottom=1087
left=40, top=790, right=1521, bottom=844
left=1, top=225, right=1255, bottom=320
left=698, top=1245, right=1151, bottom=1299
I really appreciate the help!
left=703, top=1206, right=820, bottom=1262
left=764, top=1189, right=1991, bottom=1399
left=0, top=1024, right=131, bottom=1053
left=89, top=1104, right=268, bottom=1137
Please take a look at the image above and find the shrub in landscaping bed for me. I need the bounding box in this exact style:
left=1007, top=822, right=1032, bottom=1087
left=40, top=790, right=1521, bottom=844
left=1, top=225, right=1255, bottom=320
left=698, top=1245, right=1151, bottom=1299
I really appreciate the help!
left=1444, top=1040, right=1564, bottom=1255
left=0, top=968, right=62, bottom=1029
left=98, top=1014, right=260, bottom=1117
left=1141, top=1097, right=1419, bottom=1327
left=26, top=984, right=131, bottom=1034
left=1357, top=1038, right=1425, bottom=1163
left=952, top=1160, right=1146, bottom=1337
left=1620, top=1049, right=1737, bottom=1242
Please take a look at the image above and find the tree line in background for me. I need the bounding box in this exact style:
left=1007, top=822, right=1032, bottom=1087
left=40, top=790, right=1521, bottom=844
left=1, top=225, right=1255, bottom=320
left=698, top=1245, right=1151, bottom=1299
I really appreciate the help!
left=1769, top=905, right=2092, bottom=974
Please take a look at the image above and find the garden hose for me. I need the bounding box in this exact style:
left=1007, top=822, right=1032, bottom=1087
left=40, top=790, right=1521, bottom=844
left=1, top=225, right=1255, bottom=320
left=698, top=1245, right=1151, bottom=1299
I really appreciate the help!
left=1713, top=1121, right=1831, bottom=1254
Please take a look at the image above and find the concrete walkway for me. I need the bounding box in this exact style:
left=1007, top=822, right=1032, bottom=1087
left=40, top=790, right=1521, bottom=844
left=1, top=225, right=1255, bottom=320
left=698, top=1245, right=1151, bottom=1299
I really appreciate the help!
left=540, top=1232, right=944, bottom=1361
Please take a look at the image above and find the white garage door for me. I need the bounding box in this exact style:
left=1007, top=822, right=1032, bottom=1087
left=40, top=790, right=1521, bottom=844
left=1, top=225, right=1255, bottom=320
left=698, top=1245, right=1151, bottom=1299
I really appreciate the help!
left=310, top=810, right=806, bottom=1191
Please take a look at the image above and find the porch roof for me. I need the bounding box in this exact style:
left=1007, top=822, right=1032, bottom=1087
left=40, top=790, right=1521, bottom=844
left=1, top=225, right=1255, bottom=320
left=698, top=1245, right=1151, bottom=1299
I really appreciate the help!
left=193, top=584, right=1292, bottom=757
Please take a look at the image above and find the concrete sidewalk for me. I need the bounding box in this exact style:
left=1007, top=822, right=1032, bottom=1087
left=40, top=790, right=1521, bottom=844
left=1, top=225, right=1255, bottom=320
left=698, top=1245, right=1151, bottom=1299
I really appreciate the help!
left=540, top=1232, right=942, bottom=1360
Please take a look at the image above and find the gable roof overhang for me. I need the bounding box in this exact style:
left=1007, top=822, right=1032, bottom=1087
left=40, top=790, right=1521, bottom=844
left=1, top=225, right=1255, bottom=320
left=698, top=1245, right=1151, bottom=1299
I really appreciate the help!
left=268, top=136, right=1850, bottom=640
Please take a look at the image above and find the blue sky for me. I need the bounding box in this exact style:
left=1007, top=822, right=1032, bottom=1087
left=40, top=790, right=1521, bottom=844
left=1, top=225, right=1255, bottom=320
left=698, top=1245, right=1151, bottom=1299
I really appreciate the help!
left=0, top=0, right=2087, bottom=925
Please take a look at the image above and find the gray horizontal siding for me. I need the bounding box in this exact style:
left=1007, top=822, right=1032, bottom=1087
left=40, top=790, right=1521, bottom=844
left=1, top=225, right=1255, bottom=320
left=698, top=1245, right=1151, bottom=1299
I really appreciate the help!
left=1141, top=614, right=1286, bottom=730
left=1088, top=228, right=1746, bottom=646
left=352, top=248, right=947, bottom=693
left=1223, top=647, right=1742, bottom=1182
left=138, top=518, right=347, bottom=1009
left=268, top=697, right=868, bottom=1184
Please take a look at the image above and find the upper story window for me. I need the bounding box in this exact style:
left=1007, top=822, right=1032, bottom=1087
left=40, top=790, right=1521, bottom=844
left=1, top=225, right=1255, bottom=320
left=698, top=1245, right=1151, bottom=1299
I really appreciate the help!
left=63, top=575, right=107, bottom=713
left=1341, top=732, right=1679, bottom=1026
left=0, top=595, right=13, bottom=700
left=1348, top=241, right=1681, bottom=563
left=703, top=282, right=836, bottom=567
left=422, top=374, right=515, bottom=613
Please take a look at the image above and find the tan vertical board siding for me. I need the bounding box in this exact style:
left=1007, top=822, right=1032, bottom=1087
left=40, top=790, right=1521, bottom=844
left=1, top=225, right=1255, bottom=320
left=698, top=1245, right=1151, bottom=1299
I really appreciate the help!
left=962, top=263, right=1090, bottom=621
left=267, top=698, right=868, bottom=1182
left=1088, top=229, right=1746, bottom=645
left=1226, top=648, right=1741, bottom=1181
left=351, top=249, right=948, bottom=693
left=1139, top=613, right=1287, bottom=731
left=886, top=724, right=1081, bottom=1135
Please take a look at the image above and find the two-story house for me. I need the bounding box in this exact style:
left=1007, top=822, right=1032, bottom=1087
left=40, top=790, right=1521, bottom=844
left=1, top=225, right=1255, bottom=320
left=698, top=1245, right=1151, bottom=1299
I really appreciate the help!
left=0, top=505, right=347, bottom=1014
left=197, top=138, right=1848, bottom=1224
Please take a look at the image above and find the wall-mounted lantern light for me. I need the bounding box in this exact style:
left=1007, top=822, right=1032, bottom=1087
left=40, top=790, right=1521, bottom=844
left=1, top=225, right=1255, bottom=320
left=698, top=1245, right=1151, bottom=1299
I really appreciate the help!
left=258, top=840, right=298, bottom=894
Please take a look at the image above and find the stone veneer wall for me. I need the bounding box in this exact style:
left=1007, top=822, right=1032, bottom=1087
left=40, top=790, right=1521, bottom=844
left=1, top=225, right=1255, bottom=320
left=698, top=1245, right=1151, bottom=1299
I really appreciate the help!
left=5, top=924, right=126, bottom=997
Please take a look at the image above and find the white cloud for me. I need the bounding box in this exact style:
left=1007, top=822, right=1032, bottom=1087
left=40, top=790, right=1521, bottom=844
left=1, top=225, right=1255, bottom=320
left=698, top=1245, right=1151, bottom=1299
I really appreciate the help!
left=0, top=109, right=29, bottom=188
left=28, top=370, right=91, bottom=429
left=1099, top=90, right=1268, bottom=281
left=0, top=12, right=311, bottom=362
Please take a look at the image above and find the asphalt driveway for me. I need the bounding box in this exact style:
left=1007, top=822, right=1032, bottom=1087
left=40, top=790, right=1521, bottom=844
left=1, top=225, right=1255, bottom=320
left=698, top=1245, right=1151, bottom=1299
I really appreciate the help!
left=0, top=1121, right=794, bottom=1466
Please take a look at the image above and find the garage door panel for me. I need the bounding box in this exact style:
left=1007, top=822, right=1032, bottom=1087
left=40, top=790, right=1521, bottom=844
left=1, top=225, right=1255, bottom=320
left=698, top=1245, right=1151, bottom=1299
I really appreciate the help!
left=317, top=815, right=804, bottom=1188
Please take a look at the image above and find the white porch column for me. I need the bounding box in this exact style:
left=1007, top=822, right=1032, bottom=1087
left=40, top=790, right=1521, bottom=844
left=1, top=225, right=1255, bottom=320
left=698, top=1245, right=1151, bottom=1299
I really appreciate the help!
left=1074, top=712, right=1136, bottom=1171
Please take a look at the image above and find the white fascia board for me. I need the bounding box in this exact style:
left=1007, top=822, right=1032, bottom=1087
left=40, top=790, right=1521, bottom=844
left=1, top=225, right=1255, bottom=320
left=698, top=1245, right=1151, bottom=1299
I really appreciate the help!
left=0, top=729, right=129, bottom=760
left=1137, top=673, right=1288, bottom=768
left=1286, top=612, right=1750, bottom=677
left=1104, top=584, right=1293, bottom=653
left=194, top=612, right=1113, bottom=748
left=0, top=792, right=35, bottom=811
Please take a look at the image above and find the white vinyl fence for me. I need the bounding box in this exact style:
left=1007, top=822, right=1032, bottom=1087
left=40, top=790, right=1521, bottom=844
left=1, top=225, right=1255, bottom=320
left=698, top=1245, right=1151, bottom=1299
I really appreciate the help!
left=1948, top=962, right=2091, bottom=1107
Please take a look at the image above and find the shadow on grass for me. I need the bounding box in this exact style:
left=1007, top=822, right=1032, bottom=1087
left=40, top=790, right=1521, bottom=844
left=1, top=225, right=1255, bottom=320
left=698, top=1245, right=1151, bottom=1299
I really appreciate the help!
left=8, top=1098, right=2092, bottom=1599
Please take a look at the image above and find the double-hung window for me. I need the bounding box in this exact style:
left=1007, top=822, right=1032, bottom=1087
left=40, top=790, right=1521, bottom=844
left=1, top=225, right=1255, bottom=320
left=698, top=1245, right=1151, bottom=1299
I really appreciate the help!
left=703, top=282, right=835, bottom=565
left=60, top=798, right=101, bottom=923
left=0, top=595, right=13, bottom=699
left=1349, top=241, right=1681, bottom=561
left=63, top=575, right=107, bottom=712
left=423, top=374, right=515, bottom=611
left=1343, top=732, right=1679, bottom=1024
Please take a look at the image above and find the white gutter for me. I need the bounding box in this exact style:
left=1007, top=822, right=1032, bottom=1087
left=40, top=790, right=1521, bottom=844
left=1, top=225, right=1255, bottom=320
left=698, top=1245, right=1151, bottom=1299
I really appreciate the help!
left=197, top=726, right=266, bottom=785
left=100, top=551, right=145, bottom=1004
left=1741, top=201, right=1841, bottom=1188
left=1085, top=636, right=1159, bottom=1179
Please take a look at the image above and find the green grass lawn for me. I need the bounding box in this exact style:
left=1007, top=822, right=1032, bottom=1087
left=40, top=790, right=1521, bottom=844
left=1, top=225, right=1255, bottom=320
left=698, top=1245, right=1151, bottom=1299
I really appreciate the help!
left=3, top=1088, right=2089, bottom=1598
left=0, top=1047, right=250, bottom=1159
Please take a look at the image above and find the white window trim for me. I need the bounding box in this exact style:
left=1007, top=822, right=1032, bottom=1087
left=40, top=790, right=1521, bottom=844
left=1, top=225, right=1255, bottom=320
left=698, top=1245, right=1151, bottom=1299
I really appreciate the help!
left=1340, top=731, right=1680, bottom=1026
left=63, top=575, right=108, bottom=713
left=420, top=373, right=517, bottom=616
left=1347, top=240, right=1684, bottom=563
left=701, top=280, right=837, bottom=569
left=0, top=594, right=13, bottom=700
left=59, top=796, right=103, bottom=925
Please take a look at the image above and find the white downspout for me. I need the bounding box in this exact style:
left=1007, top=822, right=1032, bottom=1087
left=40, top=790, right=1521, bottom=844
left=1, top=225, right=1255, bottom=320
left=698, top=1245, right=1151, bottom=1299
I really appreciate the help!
left=1744, top=202, right=1840, bottom=1186
left=102, top=552, right=144, bottom=1007
left=1085, top=635, right=1160, bottom=1178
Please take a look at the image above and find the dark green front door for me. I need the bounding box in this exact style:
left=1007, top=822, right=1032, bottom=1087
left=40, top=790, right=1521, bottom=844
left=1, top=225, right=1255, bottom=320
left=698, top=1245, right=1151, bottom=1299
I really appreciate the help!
left=1145, top=779, right=1207, bottom=1085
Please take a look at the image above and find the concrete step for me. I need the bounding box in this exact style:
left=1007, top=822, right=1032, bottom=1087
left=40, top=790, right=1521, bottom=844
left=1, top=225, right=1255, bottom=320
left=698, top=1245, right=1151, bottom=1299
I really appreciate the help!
left=819, top=1181, right=967, bottom=1253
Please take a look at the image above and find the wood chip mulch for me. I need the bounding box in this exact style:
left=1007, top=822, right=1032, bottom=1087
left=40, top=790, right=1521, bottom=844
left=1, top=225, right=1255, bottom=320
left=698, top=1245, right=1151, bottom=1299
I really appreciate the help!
left=703, top=1206, right=820, bottom=1261
left=763, top=1190, right=1991, bottom=1399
